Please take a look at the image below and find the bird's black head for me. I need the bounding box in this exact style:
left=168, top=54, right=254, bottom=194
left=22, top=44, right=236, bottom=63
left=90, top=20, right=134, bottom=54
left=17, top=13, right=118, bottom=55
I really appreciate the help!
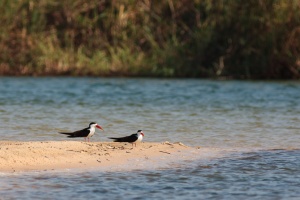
left=89, top=122, right=97, bottom=126
left=137, top=130, right=144, bottom=136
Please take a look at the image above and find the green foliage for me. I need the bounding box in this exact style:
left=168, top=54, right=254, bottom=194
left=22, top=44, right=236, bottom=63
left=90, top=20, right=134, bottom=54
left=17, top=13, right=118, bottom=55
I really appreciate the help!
left=0, top=0, right=299, bottom=78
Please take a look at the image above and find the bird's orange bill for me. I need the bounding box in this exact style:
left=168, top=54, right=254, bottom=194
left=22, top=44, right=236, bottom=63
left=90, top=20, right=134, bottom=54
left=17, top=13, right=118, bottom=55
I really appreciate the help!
left=96, top=125, right=104, bottom=131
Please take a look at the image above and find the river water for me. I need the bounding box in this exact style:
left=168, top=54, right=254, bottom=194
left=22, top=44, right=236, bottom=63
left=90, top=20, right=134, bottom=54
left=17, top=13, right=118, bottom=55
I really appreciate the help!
left=0, top=77, right=299, bottom=199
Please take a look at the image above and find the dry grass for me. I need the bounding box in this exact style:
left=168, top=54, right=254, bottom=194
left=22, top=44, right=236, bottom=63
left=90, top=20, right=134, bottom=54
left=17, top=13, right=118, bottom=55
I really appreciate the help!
left=0, top=0, right=299, bottom=78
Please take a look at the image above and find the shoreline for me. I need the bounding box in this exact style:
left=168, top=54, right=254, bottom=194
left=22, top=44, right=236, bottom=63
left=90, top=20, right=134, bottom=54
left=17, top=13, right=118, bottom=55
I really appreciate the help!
left=0, top=141, right=200, bottom=173
left=1, top=141, right=298, bottom=174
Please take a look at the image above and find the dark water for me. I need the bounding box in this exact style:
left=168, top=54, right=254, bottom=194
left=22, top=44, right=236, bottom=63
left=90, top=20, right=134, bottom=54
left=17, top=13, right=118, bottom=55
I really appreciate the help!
left=0, top=77, right=300, bottom=199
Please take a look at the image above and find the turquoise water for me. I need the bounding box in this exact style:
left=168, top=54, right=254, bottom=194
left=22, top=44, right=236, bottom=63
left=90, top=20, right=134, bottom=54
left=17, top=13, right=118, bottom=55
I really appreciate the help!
left=0, top=77, right=299, bottom=199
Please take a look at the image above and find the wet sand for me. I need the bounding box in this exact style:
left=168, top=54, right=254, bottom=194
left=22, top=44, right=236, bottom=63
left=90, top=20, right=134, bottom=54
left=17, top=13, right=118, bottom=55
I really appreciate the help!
left=0, top=141, right=200, bottom=172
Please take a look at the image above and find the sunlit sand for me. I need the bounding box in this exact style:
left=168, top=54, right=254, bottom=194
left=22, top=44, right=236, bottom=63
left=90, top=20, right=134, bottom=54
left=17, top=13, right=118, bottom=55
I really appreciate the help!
left=0, top=141, right=201, bottom=172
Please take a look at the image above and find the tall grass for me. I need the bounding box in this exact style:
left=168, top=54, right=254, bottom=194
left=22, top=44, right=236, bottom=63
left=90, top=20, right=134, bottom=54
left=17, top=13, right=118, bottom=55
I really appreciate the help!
left=0, top=0, right=299, bottom=78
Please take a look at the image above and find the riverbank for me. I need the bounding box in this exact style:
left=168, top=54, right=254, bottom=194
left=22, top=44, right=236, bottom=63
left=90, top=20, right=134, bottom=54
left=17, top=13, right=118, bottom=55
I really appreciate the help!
left=1, top=1, right=299, bottom=79
left=0, top=141, right=201, bottom=173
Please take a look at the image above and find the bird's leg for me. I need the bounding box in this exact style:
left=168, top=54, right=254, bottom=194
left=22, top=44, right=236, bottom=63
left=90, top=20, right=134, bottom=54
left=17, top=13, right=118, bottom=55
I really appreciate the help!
left=88, top=137, right=90, bottom=142
left=84, top=138, right=86, bottom=142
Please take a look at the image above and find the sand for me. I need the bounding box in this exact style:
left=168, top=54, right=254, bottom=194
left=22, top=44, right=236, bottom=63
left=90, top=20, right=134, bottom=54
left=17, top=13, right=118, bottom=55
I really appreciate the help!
left=0, top=141, right=200, bottom=173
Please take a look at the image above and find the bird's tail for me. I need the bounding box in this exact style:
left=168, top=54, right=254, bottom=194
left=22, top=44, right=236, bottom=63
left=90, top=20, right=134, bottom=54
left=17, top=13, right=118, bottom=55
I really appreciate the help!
left=59, top=132, right=74, bottom=137
left=108, top=137, right=123, bottom=142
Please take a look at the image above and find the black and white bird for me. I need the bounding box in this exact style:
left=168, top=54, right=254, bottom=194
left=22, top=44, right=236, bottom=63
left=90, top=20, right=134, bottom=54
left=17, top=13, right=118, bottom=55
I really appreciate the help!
left=108, top=130, right=144, bottom=147
left=59, top=122, right=104, bottom=142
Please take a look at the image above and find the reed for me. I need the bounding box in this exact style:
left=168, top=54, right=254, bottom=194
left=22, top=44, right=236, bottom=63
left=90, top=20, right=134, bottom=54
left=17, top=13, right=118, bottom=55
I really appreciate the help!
left=0, top=0, right=299, bottom=78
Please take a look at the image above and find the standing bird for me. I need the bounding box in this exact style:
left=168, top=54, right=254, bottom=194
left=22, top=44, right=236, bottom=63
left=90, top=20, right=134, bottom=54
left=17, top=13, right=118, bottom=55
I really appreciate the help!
left=59, top=122, right=104, bottom=142
left=108, top=130, right=144, bottom=147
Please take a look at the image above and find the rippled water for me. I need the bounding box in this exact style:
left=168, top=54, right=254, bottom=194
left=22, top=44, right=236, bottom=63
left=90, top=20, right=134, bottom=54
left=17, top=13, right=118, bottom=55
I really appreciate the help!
left=0, top=149, right=299, bottom=199
left=0, top=77, right=299, bottom=199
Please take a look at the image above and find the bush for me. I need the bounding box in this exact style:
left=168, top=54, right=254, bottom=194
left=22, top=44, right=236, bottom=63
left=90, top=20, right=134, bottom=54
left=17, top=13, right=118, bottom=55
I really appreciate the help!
left=0, top=0, right=299, bottom=79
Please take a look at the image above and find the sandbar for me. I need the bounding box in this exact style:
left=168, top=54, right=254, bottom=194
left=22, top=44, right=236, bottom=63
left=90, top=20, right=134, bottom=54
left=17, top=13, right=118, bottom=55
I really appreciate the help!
left=0, top=141, right=200, bottom=173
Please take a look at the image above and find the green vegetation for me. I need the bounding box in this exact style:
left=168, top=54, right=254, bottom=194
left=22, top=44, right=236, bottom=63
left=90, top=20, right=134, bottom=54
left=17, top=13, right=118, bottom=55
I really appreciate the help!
left=0, top=0, right=300, bottom=79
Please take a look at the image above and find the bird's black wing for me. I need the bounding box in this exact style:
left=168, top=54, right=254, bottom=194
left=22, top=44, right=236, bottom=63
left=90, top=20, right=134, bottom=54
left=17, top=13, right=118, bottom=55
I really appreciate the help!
left=59, top=132, right=73, bottom=136
left=109, top=134, right=138, bottom=143
left=59, top=128, right=89, bottom=138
